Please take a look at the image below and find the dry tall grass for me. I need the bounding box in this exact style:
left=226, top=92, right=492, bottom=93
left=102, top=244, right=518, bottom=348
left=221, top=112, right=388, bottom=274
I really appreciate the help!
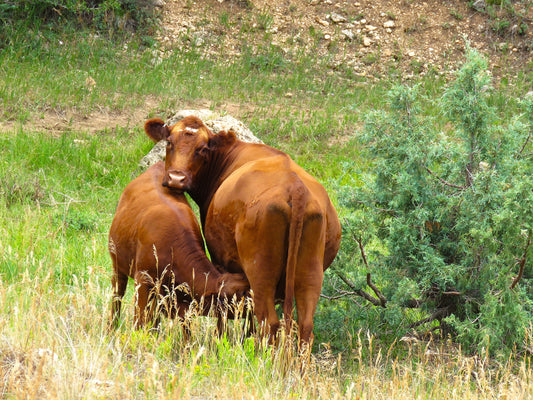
left=1, top=265, right=532, bottom=399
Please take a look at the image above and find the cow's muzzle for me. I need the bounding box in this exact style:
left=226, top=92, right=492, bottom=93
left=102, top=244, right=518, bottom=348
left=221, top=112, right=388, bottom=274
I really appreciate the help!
left=162, top=170, right=189, bottom=191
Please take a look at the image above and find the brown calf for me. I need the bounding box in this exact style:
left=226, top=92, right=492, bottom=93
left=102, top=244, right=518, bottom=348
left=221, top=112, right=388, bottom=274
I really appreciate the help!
left=108, top=162, right=249, bottom=330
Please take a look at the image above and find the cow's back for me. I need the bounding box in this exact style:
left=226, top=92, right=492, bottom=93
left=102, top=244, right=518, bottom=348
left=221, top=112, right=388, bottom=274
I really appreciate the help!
left=205, top=149, right=340, bottom=271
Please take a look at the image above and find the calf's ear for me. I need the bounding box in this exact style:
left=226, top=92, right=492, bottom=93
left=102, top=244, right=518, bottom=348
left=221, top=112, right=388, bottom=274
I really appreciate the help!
left=144, top=118, right=170, bottom=143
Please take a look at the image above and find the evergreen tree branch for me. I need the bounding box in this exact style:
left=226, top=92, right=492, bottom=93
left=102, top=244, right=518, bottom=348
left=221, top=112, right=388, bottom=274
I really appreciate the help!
left=409, top=307, right=449, bottom=328
left=366, top=273, right=387, bottom=307
left=510, top=231, right=531, bottom=290
left=425, top=167, right=467, bottom=190
left=333, top=270, right=386, bottom=308
left=518, top=130, right=531, bottom=156
left=341, top=223, right=387, bottom=307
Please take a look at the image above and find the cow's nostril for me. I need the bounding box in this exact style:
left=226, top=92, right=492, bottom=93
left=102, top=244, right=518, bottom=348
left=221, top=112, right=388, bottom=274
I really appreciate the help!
left=165, top=171, right=188, bottom=189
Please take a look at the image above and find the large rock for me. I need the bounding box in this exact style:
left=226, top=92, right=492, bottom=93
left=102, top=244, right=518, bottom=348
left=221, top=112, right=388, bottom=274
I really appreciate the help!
left=139, top=110, right=262, bottom=170
left=168, top=109, right=263, bottom=144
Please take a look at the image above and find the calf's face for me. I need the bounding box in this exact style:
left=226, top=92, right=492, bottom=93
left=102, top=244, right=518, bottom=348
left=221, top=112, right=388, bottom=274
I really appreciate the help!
left=145, top=117, right=211, bottom=192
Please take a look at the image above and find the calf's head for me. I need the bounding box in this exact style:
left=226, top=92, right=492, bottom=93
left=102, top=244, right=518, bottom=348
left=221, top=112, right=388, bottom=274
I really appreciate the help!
left=144, top=116, right=212, bottom=192
left=217, top=272, right=250, bottom=300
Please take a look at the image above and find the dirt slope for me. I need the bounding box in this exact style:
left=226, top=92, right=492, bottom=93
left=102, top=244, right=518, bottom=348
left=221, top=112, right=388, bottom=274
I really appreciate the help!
left=157, top=0, right=533, bottom=79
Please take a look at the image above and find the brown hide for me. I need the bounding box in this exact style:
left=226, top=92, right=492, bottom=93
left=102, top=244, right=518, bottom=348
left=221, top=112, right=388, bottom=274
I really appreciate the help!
left=108, top=162, right=249, bottom=329
left=145, top=116, right=342, bottom=346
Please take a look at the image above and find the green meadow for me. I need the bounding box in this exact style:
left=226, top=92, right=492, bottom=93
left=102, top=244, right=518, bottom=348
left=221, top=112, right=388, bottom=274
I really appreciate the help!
left=2, top=5, right=533, bottom=398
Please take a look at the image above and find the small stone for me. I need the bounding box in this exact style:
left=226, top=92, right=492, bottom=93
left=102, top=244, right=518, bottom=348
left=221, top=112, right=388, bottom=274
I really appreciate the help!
left=330, top=12, right=347, bottom=23
left=472, top=0, right=485, bottom=11
left=366, top=25, right=377, bottom=32
left=408, top=51, right=415, bottom=57
left=383, top=20, right=395, bottom=29
left=342, top=29, right=355, bottom=41
left=316, top=17, right=329, bottom=27
left=324, top=34, right=331, bottom=40
left=363, top=36, right=372, bottom=47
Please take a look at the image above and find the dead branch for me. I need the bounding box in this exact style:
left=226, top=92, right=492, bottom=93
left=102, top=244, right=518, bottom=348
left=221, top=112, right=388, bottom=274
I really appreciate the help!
left=518, top=129, right=531, bottom=156
left=333, top=270, right=386, bottom=308
left=320, top=290, right=360, bottom=300
left=357, top=238, right=369, bottom=269
left=442, top=290, right=462, bottom=296
left=510, top=231, right=531, bottom=290
left=366, top=273, right=387, bottom=307
left=425, top=167, right=467, bottom=190
left=409, top=307, right=449, bottom=328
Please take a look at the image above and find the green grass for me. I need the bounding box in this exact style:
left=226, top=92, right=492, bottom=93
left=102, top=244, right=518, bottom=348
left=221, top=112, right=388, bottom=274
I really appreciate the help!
left=1, top=17, right=533, bottom=398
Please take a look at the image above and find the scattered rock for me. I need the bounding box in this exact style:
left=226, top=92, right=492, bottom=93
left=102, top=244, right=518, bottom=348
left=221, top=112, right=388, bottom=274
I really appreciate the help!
left=363, top=36, right=372, bottom=47
left=155, top=0, right=532, bottom=85
left=316, top=17, right=329, bottom=27
left=342, top=29, right=356, bottom=41
left=472, top=0, right=486, bottom=11
left=329, top=12, right=347, bottom=24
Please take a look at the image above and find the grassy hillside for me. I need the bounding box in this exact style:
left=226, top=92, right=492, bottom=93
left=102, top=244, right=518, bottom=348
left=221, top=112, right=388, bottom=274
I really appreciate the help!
left=1, top=2, right=533, bottom=397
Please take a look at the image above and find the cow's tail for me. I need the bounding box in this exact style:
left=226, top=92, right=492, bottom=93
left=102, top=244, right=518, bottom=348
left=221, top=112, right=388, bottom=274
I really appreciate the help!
left=283, top=179, right=307, bottom=333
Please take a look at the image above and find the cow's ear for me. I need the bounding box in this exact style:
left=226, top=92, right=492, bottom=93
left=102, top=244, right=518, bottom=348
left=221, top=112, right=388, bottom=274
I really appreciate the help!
left=208, top=129, right=237, bottom=149
left=144, top=118, right=170, bottom=143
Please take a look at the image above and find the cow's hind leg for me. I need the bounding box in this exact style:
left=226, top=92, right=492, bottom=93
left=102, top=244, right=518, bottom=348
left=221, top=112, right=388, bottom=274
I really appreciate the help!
left=294, top=214, right=326, bottom=350
left=235, top=205, right=287, bottom=344
left=133, top=272, right=159, bottom=330
left=110, top=269, right=128, bottom=330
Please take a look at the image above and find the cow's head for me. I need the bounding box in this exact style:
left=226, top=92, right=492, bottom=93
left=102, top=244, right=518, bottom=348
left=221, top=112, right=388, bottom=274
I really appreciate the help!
left=144, top=116, right=213, bottom=192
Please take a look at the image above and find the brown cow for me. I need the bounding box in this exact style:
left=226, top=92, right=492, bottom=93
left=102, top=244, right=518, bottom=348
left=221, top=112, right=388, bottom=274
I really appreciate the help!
left=144, top=116, right=341, bottom=347
left=108, top=161, right=249, bottom=330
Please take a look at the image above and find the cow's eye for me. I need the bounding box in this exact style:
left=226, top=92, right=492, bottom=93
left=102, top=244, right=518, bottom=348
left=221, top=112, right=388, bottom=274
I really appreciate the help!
left=195, top=146, right=208, bottom=157
left=166, top=140, right=172, bottom=148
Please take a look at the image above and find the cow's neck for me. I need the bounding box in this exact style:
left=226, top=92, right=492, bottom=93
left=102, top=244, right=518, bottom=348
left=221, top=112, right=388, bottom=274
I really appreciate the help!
left=190, top=141, right=245, bottom=225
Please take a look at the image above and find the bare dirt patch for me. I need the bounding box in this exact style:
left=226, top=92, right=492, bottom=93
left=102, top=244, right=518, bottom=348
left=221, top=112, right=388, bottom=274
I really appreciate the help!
left=157, top=0, right=533, bottom=79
